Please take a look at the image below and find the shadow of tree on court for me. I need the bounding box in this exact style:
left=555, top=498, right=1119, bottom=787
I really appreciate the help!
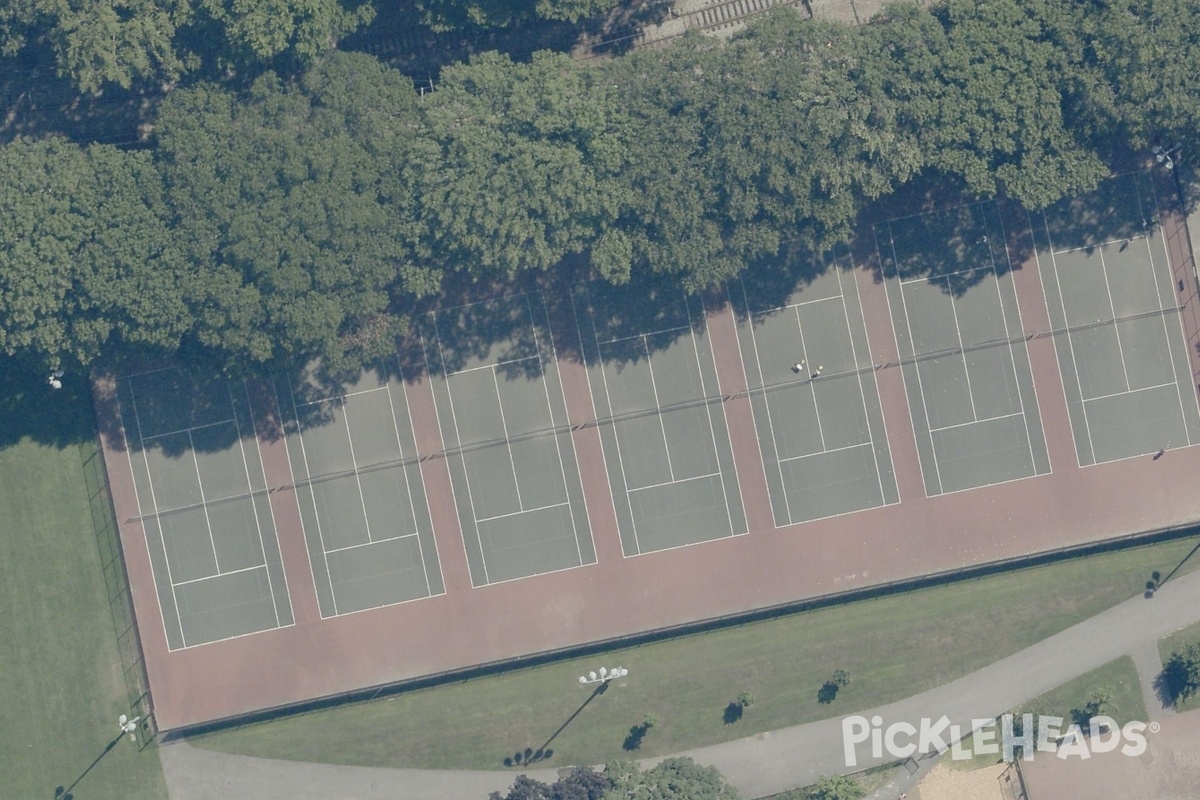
left=0, top=354, right=98, bottom=451
left=1039, top=172, right=1159, bottom=254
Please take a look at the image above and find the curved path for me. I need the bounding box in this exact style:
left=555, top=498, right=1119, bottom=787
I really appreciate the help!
left=157, top=566, right=1200, bottom=800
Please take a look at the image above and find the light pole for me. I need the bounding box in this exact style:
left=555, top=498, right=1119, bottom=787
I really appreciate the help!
left=578, top=666, right=628, bottom=686
left=1153, top=144, right=1181, bottom=171
left=118, top=714, right=141, bottom=741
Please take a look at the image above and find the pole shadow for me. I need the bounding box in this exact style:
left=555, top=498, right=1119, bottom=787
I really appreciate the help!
left=54, top=731, right=125, bottom=799
left=503, top=682, right=608, bottom=766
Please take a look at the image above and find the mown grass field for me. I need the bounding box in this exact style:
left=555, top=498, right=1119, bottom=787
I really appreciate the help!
left=0, top=365, right=166, bottom=800
left=192, top=532, right=1200, bottom=770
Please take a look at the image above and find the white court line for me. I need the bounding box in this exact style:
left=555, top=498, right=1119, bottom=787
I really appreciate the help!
left=525, top=292, right=590, bottom=568
left=1097, top=247, right=1134, bottom=393
left=834, top=263, right=891, bottom=504
left=889, top=222, right=946, bottom=495
left=946, top=281, right=980, bottom=422
left=598, top=323, right=692, bottom=347
left=740, top=280, right=799, bottom=527
left=684, top=295, right=738, bottom=538
left=383, top=373, right=437, bottom=598
left=1139, top=178, right=1198, bottom=446
left=882, top=198, right=994, bottom=226
left=238, top=380, right=291, bottom=627
left=491, top=367, right=526, bottom=511
left=793, top=304, right=828, bottom=451
left=627, top=471, right=722, bottom=494
left=432, top=323, right=491, bottom=586
left=224, top=386, right=279, bottom=627
left=120, top=378, right=184, bottom=650
left=1051, top=237, right=1150, bottom=256
left=928, top=411, right=1024, bottom=434
left=444, top=354, right=539, bottom=378
left=476, top=500, right=571, bottom=525
left=173, top=563, right=265, bottom=587
left=188, top=431, right=225, bottom=577
left=899, top=262, right=994, bottom=286
left=286, top=380, right=341, bottom=616
left=1082, top=380, right=1177, bottom=405
left=1042, top=212, right=1099, bottom=465
left=641, top=335, right=677, bottom=482
left=779, top=294, right=842, bottom=311
left=777, top=440, right=871, bottom=465
left=115, top=364, right=178, bottom=381
left=141, top=417, right=237, bottom=443
left=324, top=530, right=422, bottom=555
left=588, top=292, right=645, bottom=555
left=292, top=384, right=391, bottom=407
left=339, top=397, right=376, bottom=547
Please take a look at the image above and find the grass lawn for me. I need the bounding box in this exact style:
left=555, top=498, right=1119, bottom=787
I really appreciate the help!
left=1159, top=620, right=1200, bottom=713
left=0, top=365, right=166, bottom=800
left=191, top=532, right=1200, bottom=770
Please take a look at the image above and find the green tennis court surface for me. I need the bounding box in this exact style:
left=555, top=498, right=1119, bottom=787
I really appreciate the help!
left=733, top=252, right=898, bottom=526
left=577, top=282, right=746, bottom=556
left=423, top=293, right=595, bottom=586
left=277, top=362, right=444, bottom=617
left=116, top=368, right=292, bottom=649
left=878, top=200, right=1051, bottom=495
left=1035, top=171, right=1200, bottom=465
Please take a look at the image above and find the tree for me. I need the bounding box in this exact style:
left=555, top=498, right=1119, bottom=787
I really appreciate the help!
left=605, top=757, right=739, bottom=800
left=196, top=0, right=375, bottom=61
left=807, top=775, right=865, bottom=800
left=1162, top=642, right=1200, bottom=706
left=489, top=767, right=608, bottom=800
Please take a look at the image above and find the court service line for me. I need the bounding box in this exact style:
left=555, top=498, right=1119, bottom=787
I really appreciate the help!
left=525, top=293, right=589, bottom=568
left=928, top=411, right=1024, bottom=434
left=475, top=500, right=572, bottom=525
left=946, top=281, right=981, bottom=422
left=777, top=440, right=872, bottom=465
left=340, top=397, right=377, bottom=546
left=898, top=262, right=994, bottom=286
left=1082, top=380, right=1177, bottom=405
left=642, top=335, right=678, bottom=482
left=141, top=416, right=237, bottom=443
left=1051, top=236, right=1150, bottom=257
left=324, top=530, right=422, bottom=555
left=740, top=282, right=798, bottom=527
left=684, top=296, right=738, bottom=537
left=445, top=354, right=540, bottom=378
left=598, top=323, right=692, bottom=347
left=1097, top=248, right=1134, bottom=393
left=490, top=367, right=526, bottom=512
left=627, top=471, right=722, bottom=494
left=781, top=294, right=842, bottom=311
left=1139, top=181, right=1197, bottom=445
left=228, top=383, right=282, bottom=628
left=383, top=375, right=437, bottom=598
left=431, top=325, right=491, bottom=586
left=588, top=299, right=646, bottom=555
left=293, top=384, right=391, bottom=407
left=793, top=304, right=829, bottom=452
left=122, top=379, right=186, bottom=650
left=285, top=380, right=341, bottom=616
left=888, top=222, right=946, bottom=495
left=1042, top=213, right=1100, bottom=465
left=187, top=435, right=223, bottom=577
left=834, top=264, right=890, bottom=505
left=173, top=563, right=265, bottom=587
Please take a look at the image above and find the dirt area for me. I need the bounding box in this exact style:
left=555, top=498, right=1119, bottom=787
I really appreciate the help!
left=914, top=762, right=1009, bottom=800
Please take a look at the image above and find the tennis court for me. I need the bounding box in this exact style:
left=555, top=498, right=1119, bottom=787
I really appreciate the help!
left=423, top=293, right=595, bottom=586
left=732, top=252, right=899, bottom=526
left=116, top=368, right=293, bottom=649
left=877, top=200, right=1051, bottom=495
left=577, top=282, right=747, bottom=556
left=276, top=363, right=444, bottom=617
left=1034, top=171, right=1200, bottom=465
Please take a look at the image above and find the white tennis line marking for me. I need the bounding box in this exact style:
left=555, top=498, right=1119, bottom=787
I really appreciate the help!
left=928, top=411, right=1024, bottom=434
left=1051, top=234, right=1151, bottom=257
left=141, top=417, right=237, bottom=443
left=1139, top=178, right=1198, bottom=446
left=599, top=323, right=692, bottom=347
left=1096, top=246, right=1134, bottom=393
left=238, top=379, right=292, bottom=627
left=432, top=321, right=491, bottom=587
left=292, top=384, right=396, bottom=406
left=115, top=364, right=178, bottom=381
left=475, top=500, right=572, bottom=524
left=324, top=530, right=422, bottom=554
left=889, top=222, right=946, bottom=495
left=684, top=296, right=738, bottom=538
left=445, top=354, right=540, bottom=378
left=626, top=471, right=723, bottom=494
left=286, top=380, right=340, bottom=616
left=1042, top=212, right=1100, bottom=465
left=119, top=378, right=181, bottom=650
left=741, top=284, right=798, bottom=527
left=570, top=289, right=615, bottom=552
left=490, top=367, right=526, bottom=512
left=187, top=431, right=223, bottom=576
left=590, top=312, right=646, bottom=555
left=898, top=262, right=995, bottom=286
left=777, top=440, right=872, bottom=464
left=793, top=304, right=829, bottom=452
left=173, top=563, right=266, bottom=587
left=1081, top=380, right=1178, bottom=404
left=779, top=293, right=842, bottom=311
left=945, top=280, right=980, bottom=422
left=383, top=373, right=437, bottom=598
left=339, top=398, right=376, bottom=549
left=984, top=208, right=1042, bottom=473
left=642, top=335, right=678, bottom=482
left=835, top=262, right=892, bottom=504
left=525, top=292, right=590, bottom=569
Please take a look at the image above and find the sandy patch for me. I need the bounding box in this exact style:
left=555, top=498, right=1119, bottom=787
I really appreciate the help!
left=915, top=762, right=1008, bottom=800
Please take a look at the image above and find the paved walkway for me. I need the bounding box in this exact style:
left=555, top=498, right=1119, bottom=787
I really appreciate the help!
left=158, top=567, right=1200, bottom=800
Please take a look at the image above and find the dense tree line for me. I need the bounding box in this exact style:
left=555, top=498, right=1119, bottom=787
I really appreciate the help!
left=2, top=0, right=1198, bottom=373
left=489, top=759, right=738, bottom=800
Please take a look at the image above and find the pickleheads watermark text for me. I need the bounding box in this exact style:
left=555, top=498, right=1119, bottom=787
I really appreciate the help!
left=841, top=714, right=1157, bottom=767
